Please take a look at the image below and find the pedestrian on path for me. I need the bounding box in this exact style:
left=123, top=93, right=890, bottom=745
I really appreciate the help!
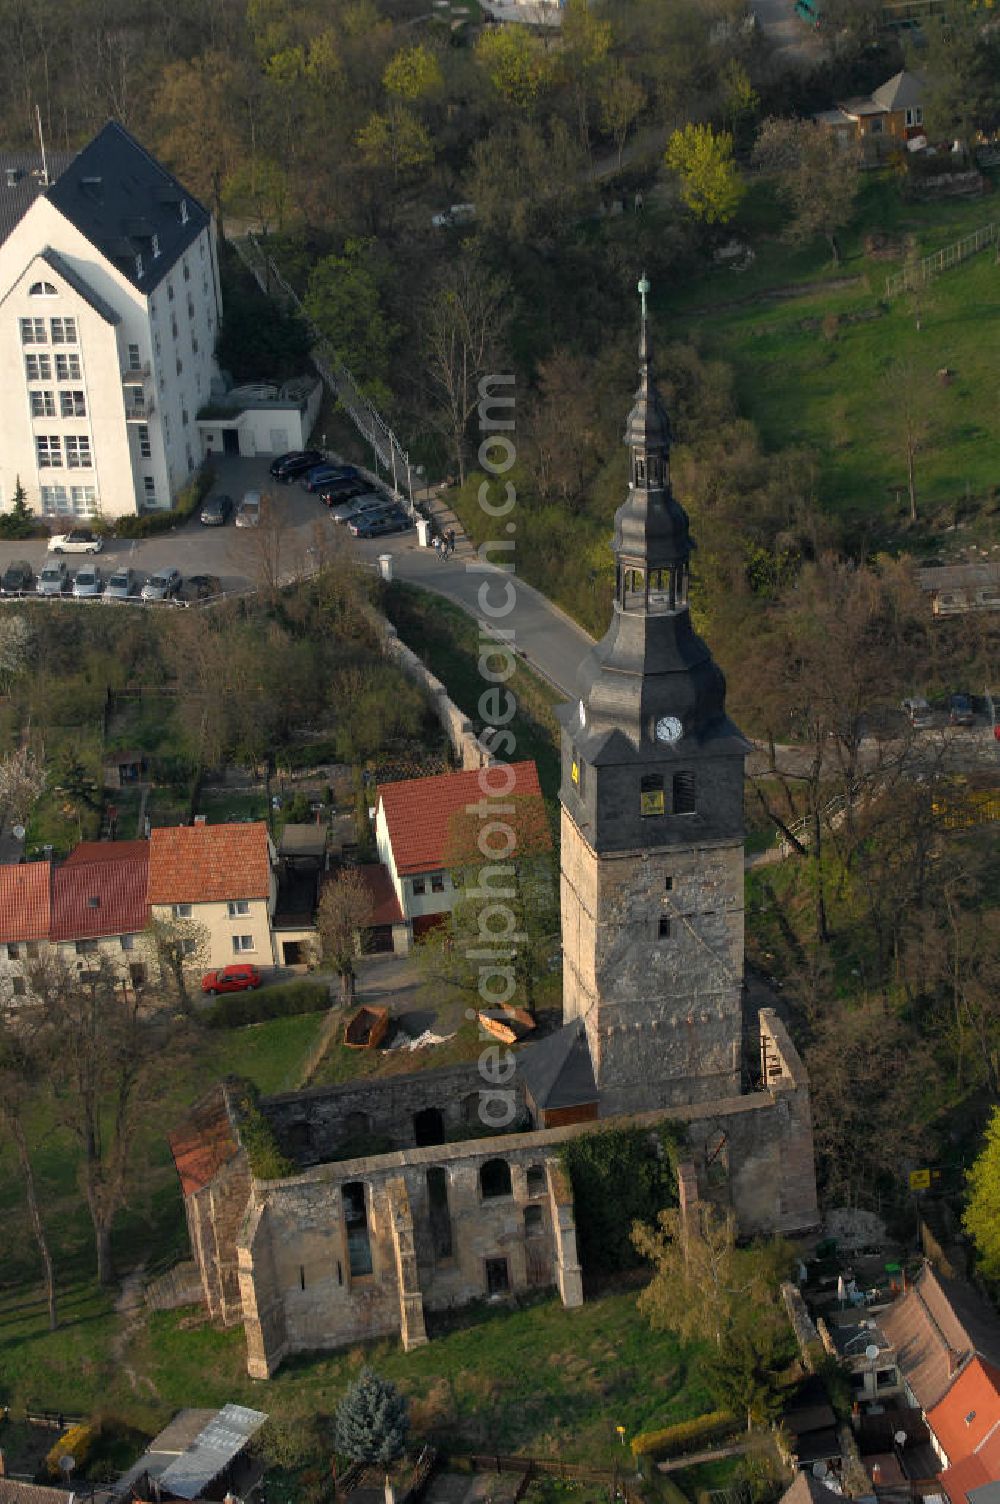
left=445, top=527, right=456, bottom=556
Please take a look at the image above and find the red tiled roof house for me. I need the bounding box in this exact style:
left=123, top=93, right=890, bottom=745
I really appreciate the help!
left=0, top=860, right=51, bottom=1002
left=53, top=840, right=151, bottom=985
left=372, top=761, right=549, bottom=953
left=148, top=822, right=278, bottom=970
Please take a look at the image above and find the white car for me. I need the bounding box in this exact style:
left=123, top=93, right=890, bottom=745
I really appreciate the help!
left=141, top=567, right=182, bottom=602
left=72, top=564, right=103, bottom=599
left=235, top=491, right=261, bottom=527
left=431, top=203, right=476, bottom=229
left=48, top=529, right=103, bottom=554
left=36, top=560, right=68, bottom=596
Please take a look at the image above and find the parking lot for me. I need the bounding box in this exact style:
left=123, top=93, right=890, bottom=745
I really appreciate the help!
left=0, top=456, right=411, bottom=602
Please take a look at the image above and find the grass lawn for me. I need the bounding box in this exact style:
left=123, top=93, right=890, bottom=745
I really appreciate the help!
left=2, top=1280, right=717, bottom=1465
left=660, top=174, right=1000, bottom=536
left=195, top=787, right=271, bottom=824
left=382, top=581, right=562, bottom=805
left=0, top=1012, right=327, bottom=1400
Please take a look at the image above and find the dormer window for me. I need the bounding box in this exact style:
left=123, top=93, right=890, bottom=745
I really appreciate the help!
left=151, top=234, right=160, bottom=259
left=179, top=199, right=189, bottom=224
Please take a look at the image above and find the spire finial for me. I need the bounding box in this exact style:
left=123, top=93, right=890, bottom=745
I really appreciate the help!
left=638, top=273, right=650, bottom=324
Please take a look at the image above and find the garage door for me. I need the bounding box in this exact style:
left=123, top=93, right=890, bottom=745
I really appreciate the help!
left=269, top=428, right=289, bottom=454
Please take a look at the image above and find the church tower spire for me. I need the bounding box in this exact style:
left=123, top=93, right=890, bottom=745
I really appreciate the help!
left=557, top=277, right=749, bottom=1116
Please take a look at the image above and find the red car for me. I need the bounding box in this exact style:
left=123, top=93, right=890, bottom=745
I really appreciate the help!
left=201, top=963, right=261, bottom=996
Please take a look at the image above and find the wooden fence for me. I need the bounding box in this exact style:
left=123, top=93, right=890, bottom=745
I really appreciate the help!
left=884, top=222, right=997, bottom=297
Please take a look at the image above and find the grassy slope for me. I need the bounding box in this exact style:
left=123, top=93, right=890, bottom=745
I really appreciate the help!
left=661, top=175, right=1000, bottom=533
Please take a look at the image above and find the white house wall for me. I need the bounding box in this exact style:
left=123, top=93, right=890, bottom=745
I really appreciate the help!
left=0, top=196, right=220, bottom=518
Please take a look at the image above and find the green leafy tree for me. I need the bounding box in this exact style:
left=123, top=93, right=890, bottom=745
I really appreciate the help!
left=356, top=108, right=433, bottom=181
left=383, top=43, right=443, bottom=101
left=335, top=1368, right=409, bottom=1464
left=475, top=27, right=550, bottom=112
left=305, top=240, right=399, bottom=404
left=917, top=11, right=1000, bottom=146
left=665, top=123, right=744, bottom=225
left=633, top=1204, right=793, bottom=1428
left=964, top=1107, right=1000, bottom=1282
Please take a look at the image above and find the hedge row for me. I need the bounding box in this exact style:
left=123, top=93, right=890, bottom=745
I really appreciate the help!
left=112, top=463, right=216, bottom=538
left=630, top=1410, right=737, bottom=1459
left=203, top=977, right=329, bottom=1029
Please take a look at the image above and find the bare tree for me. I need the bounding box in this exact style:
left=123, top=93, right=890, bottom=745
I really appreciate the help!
left=149, top=914, right=210, bottom=1013
left=752, top=117, right=860, bottom=264
left=316, top=869, right=373, bottom=1006
left=30, top=955, right=173, bottom=1286
left=422, top=259, right=511, bottom=486
left=0, top=745, right=46, bottom=828
left=880, top=360, right=934, bottom=524
left=0, top=1020, right=57, bottom=1328
left=597, top=63, right=645, bottom=174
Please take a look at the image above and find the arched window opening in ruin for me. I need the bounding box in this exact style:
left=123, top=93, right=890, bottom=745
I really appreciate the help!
left=426, top=1166, right=453, bottom=1260
left=526, top=1163, right=546, bottom=1198
left=342, top=1181, right=373, bottom=1278
left=523, top=1204, right=544, bottom=1237
left=414, top=1106, right=446, bottom=1147
left=480, top=1158, right=512, bottom=1199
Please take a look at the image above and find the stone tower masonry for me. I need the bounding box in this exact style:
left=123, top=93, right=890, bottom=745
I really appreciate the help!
left=558, top=277, right=749, bottom=1117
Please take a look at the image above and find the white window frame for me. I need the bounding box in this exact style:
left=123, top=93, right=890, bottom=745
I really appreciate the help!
left=36, top=435, right=62, bottom=468
left=227, top=899, right=250, bottom=918
left=55, top=353, right=81, bottom=381
left=232, top=934, right=255, bottom=954
left=138, top=425, right=151, bottom=459
left=50, top=317, right=77, bottom=344
left=65, top=436, right=92, bottom=469
left=60, top=390, right=86, bottom=418
left=25, top=353, right=51, bottom=380
left=20, top=317, right=46, bottom=344
left=172, top=903, right=192, bottom=919
left=30, top=390, right=56, bottom=418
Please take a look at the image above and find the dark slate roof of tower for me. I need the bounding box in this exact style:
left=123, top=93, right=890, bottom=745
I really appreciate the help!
left=0, top=150, right=72, bottom=247
left=624, top=311, right=671, bottom=455
left=45, top=121, right=210, bottom=295
left=518, top=1021, right=597, bottom=1111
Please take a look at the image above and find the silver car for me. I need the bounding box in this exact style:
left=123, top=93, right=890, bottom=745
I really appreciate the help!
left=37, top=560, right=68, bottom=596
left=104, top=567, right=135, bottom=601
left=72, top=564, right=103, bottom=599
left=329, top=493, right=389, bottom=525
left=141, top=567, right=182, bottom=602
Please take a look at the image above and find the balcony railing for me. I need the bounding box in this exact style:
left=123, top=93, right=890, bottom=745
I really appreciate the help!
left=122, top=361, right=150, bottom=381
left=124, top=397, right=154, bottom=420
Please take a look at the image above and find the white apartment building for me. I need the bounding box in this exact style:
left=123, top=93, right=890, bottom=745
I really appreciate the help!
left=0, top=122, right=222, bottom=520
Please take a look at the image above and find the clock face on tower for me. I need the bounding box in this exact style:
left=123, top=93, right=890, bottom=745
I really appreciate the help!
left=655, top=715, right=683, bottom=745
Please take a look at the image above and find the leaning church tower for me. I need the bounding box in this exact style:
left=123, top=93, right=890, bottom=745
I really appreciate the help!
left=558, top=278, right=749, bottom=1117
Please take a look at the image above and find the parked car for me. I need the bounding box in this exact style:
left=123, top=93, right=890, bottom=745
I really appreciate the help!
left=901, top=696, right=933, bottom=729
left=269, top=449, right=324, bottom=482
left=349, top=508, right=412, bottom=538
left=301, top=464, right=359, bottom=493
left=949, top=692, right=975, bottom=726
left=1, top=560, right=34, bottom=595
left=104, top=567, right=136, bottom=601
left=141, top=567, right=182, bottom=602
left=72, top=564, right=103, bottom=599
left=181, top=574, right=222, bottom=602
left=201, top=962, right=261, bottom=995
left=235, top=491, right=261, bottom=527
left=330, top=492, right=390, bottom=524
left=200, top=493, right=234, bottom=526
left=319, top=478, right=369, bottom=508
left=37, top=560, right=69, bottom=596
left=48, top=528, right=102, bottom=554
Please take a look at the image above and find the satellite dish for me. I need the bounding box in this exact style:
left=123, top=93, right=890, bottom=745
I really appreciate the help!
left=865, top=1344, right=880, bottom=1362
left=59, top=1456, right=76, bottom=1477
left=813, top=1463, right=829, bottom=1479
left=894, top=1431, right=908, bottom=1448
left=11, top=824, right=25, bottom=840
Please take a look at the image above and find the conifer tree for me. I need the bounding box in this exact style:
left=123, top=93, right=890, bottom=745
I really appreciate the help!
left=335, top=1369, right=409, bottom=1465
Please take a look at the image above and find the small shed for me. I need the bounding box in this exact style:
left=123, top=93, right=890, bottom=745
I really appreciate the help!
left=103, top=748, right=147, bottom=788
left=344, top=1004, right=389, bottom=1050
left=278, top=823, right=328, bottom=870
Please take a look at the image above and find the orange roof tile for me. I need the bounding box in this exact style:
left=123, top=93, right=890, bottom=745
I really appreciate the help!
left=65, top=839, right=149, bottom=865
left=930, top=1359, right=1000, bottom=1465
left=51, top=851, right=150, bottom=941
left=148, top=823, right=272, bottom=905
left=941, top=1452, right=994, bottom=1504
left=882, top=1265, right=1000, bottom=1411
left=167, top=1085, right=241, bottom=1197
left=377, top=761, right=548, bottom=876
left=0, top=861, right=51, bottom=942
